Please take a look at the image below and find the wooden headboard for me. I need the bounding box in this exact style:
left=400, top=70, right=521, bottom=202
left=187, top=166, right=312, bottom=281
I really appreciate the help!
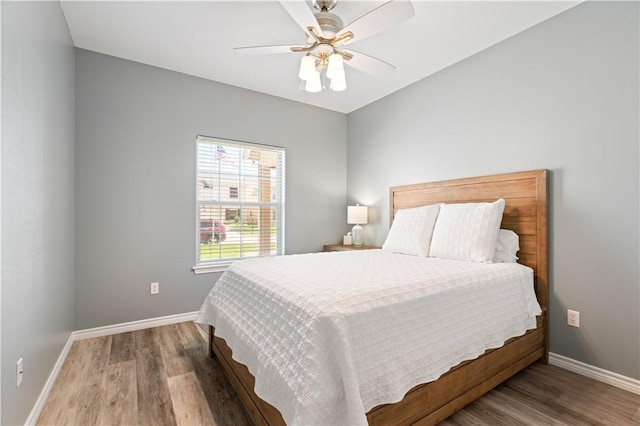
left=390, top=169, right=548, bottom=359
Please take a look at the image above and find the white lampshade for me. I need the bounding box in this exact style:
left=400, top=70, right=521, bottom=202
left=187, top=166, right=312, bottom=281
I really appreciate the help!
left=347, top=205, right=368, bottom=225
left=330, top=72, right=347, bottom=92
left=326, top=53, right=344, bottom=80
left=298, top=55, right=316, bottom=81
left=305, top=70, right=322, bottom=93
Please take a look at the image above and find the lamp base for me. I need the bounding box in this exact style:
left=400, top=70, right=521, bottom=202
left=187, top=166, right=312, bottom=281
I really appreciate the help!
left=351, top=224, right=364, bottom=247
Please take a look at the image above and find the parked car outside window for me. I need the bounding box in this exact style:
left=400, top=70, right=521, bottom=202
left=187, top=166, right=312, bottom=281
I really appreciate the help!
left=200, top=219, right=226, bottom=244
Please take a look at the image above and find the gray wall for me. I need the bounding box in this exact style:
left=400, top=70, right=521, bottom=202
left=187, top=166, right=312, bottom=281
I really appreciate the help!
left=74, top=49, right=347, bottom=329
left=1, top=1, right=75, bottom=424
left=347, top=1, right=639, bottom=379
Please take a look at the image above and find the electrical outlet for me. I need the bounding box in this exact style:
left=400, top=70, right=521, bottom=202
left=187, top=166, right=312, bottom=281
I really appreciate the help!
left=567, top=309, right=580, bottom=327
left=150, top=282, right=159, bottom=295
left=16, top=358, right=23, bottom=387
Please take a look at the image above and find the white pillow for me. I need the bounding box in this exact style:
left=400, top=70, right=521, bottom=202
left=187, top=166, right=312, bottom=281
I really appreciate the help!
left=493, top=229, right=520, bottom=263
left=382, top=204, right=441, bottom=257
left=429, top=198, right=505, bottom=263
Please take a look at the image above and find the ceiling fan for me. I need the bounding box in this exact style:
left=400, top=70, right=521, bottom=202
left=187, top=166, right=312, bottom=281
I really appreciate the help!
left=235, top=0, right=415, bottom=93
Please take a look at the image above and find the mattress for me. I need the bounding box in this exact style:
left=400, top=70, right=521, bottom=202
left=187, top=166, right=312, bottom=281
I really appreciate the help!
left=196, top=249, right=542, bottom=425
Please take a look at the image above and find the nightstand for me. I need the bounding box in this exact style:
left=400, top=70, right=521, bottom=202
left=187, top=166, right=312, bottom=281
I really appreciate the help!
left=323, top=244, right=380, bottom=252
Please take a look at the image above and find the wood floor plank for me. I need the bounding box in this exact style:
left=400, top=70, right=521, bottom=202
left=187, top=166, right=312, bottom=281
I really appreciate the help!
left=489, top=387, right=570, bottom=425
left=37, top=341, right=86, bottom=425
left=554, top=380, right=638, bottom=424
left=501, top=378, right=604, bottom=425
left=459, top=396, right=528, bottom=426
left=134, top=327, right=158, bottom=349
left=38, top=336, right=111, bottom=426
left=157, top=324, right=194, bottom=378
left=177, top=320, right=207, bottom=350
left=440, top=408, right=487, bottom=426
left=185, top=340, right=252, bottom=426
left=136, top=344, right=177, bottom=426
left=96, top=360, right=138, bottom=425
left=36, top=322, right=639, bottom=426
left=546, top=367, right=638, bottom=422
left=477, top=388, right=566, bottom=425
left=195, top=321, right=210, bottom=341
left=514, top=364, right=639, bottom=425
left=167, top=372, right=216, bottom=426
left=180, top=322, right=251, bottom=426
left=109, top=331, right=136, bottom=364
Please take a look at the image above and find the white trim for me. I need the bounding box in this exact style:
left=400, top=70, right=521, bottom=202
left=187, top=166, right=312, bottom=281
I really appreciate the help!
left=24, top=333, right=74, bottom=426
left=72, top=311, right=198, bottom=340
left=192, top=262, right=230, bottom=274
left=550, top=352, right=640, bottom=395
left=25, top=311, right=199, bottom=425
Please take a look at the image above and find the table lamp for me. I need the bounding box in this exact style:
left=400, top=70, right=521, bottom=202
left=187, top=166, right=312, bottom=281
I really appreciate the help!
left=347, top=204, right=368, bottom=247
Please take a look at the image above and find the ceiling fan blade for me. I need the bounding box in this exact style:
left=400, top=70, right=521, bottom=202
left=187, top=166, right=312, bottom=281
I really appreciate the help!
left=342, top=49, right=396, bottom=77
left=336, top=0, right=414, bottom=46
left=234, top=45, right=301, bottom=55
left=279, top=1, right=321, bottom=39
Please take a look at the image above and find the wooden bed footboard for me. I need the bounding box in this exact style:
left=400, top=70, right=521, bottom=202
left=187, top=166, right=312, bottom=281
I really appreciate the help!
left=207, top=169, right=549, bottom=425
left=210, top=315, right=545, bottom=426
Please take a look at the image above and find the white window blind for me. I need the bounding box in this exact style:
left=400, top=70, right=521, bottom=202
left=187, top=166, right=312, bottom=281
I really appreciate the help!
left=194, top=135, right=285, bottom=273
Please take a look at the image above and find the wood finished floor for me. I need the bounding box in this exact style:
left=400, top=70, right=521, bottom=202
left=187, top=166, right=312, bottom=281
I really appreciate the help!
left=38, top=321, right=639, bottom=426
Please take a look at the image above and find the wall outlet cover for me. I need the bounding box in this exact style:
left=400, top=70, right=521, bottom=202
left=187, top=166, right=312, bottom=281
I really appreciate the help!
left=16, top=358, right=23, bottom=387
left=568, top=309, right=580, bottom=327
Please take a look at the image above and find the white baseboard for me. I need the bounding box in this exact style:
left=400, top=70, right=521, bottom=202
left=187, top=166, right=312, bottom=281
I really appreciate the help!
left=25, top=311, right=199, bottom=426
left=24, top=332, right=75, bottom=426
left=550, top=352, right=640, bottom=395
left=72, top=311, right=198, bottom=340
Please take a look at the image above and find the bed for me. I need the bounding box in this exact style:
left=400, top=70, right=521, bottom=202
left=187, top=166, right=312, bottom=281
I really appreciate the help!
left=197, top=169, right=548, bottom=425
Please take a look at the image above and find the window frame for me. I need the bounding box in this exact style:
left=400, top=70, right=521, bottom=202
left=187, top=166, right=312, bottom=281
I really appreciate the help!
left=192, top=135, right=286, bottom=274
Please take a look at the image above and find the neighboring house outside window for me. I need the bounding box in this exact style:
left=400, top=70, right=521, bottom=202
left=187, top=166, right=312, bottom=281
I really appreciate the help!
left=193, top=135, right=285, bottom=274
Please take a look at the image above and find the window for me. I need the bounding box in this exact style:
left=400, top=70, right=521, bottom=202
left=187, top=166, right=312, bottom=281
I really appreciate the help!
left=193, top=135, right=285, bottom=273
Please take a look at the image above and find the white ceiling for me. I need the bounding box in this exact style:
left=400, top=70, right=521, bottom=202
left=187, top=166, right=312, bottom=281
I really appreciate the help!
left=60, top=1, right=580, bottom=114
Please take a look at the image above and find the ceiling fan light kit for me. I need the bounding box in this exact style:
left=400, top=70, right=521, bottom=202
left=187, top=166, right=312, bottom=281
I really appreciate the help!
left=235, top=0, right=415, bottom=93
left=299, top=55, right=316, bottom=80
left=305, top=70, right=323, bottom=93
left=330, top=75, right=346, bottom=92
left=299, top=50, right=346, bottom=93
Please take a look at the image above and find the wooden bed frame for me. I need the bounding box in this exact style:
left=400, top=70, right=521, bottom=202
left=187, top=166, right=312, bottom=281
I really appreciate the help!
left=209, top=169, right=549, bottom=425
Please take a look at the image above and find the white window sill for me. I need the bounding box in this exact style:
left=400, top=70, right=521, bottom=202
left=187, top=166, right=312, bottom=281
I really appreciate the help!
left=192, top=261, right=232, bottom=275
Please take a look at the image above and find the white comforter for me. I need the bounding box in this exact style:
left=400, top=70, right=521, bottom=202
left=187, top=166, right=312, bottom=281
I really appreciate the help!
left=196, top=250, right=541, bottom=426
